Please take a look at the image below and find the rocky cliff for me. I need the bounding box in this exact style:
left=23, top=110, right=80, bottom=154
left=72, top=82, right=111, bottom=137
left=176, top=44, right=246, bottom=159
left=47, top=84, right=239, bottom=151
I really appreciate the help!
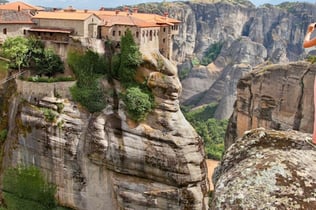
left=1, top=52, right=209, bottom=209
left=138, top=1, right=316, bottom=118
left=212, top=128, right=316, bottom=209
left=226, top=61, right=315, bottom=149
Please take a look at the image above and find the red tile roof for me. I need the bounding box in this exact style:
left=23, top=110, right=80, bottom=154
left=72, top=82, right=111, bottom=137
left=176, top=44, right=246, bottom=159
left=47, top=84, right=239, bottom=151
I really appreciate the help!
left=33, top=11, right=99, bottom=21
left=0, top=1, right=44, bottom=11
left=0, top=9, right=33, bottom=24
left=99, top=14, right=159, bottom=28
left=94, top=10, right=180, bottom=27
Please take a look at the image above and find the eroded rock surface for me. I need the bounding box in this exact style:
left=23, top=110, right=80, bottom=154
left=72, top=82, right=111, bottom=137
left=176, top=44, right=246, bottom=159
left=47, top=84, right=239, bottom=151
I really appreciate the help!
left=2, top=52, right=209, bottom=210
left=212, top=128, right=316, bottom=210
left=226, top=61, right=316, bottom=149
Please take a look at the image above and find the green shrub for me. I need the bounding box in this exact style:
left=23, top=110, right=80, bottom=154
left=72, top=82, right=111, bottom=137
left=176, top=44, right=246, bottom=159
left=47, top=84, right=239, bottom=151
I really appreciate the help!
left=70, top=84, right=106, bottom=113
left=41, top=108, right=57, bottom=123
left=2, top=166, right=56, bottom=210
left=67, top=50, right=107, bottom=113
left=122, top=87, right=153, bottom=122
left=0, top=129, right=7, bottom=142
left=182, top=104, right=228, bottom=160
left=200, top=42, right=223, bottom=66
left=34, top=48, right=64, bottom=77
left=191, top=56, right=200, bottom=66
left=179, top=67, right=190, bottom=81
left=306, top=55, right=316, bottom=64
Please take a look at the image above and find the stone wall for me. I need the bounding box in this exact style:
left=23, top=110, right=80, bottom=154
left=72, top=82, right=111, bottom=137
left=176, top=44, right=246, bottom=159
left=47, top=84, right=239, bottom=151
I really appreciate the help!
left=16, top=79, right=75, bottom=102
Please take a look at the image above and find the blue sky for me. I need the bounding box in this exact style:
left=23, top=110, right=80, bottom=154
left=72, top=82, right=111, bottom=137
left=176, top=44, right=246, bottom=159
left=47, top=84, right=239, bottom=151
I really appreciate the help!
left=13, top=0, right=316, bottom=9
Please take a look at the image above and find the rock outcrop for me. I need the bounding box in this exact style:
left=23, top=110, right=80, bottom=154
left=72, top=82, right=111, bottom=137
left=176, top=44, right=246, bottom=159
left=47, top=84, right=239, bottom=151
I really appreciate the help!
left=139, top=1, right=316, bottom=118
left=2, top=52, right=209, bottom=209
left=212, top=128, right=316, bottom=210
left=226, top=61, right=315, bottom=149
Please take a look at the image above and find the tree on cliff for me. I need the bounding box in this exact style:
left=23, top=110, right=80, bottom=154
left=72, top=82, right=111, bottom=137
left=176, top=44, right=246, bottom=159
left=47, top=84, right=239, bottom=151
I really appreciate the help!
left=2, top=36, right=29, bottom=71
left=118, top=29, right=142, bottom=85
left=1, top=37, right=64, bottom=76
left=35, top=48, right=64, bottom=77
left=68, top=50, right=107, bottom=113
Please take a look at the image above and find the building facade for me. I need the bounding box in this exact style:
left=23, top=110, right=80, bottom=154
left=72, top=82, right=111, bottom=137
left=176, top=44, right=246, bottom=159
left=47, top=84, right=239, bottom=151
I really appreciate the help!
left=0, top=1, right=181, bottom=59
left=0, top=10, right=35, bottom=44
left=30, top=11, right=102, bottom=40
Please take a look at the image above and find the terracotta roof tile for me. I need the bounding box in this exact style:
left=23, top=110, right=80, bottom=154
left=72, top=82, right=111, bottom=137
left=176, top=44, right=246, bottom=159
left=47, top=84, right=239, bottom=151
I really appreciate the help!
left=0, top=1, right=44, bottom=11
left=95, top=10, right=181, bottom=27
left=0, top=9, right=33, bottom=24
left=33, top=11, right=98, bottom=21
left=99, top=14, right=159, bottom=28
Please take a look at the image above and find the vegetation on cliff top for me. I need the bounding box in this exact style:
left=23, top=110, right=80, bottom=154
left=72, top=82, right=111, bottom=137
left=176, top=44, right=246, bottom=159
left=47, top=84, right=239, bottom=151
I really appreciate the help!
left=114, top=29, right=154, bottom=122
left=1, top=36, right=64, bottom=76
left=182, top=103, right=227, bottom=160
left=68, top=50, right=108, bottom=113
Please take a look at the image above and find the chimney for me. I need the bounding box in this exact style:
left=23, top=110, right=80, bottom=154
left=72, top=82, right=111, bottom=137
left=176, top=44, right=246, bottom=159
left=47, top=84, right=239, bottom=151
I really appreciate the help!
left=164, top=12, right=169, bottom=18
left=99, top=7, right=105, bottom=11
left=115, top=10, right=119, bottom=15
left=133, top=7, right=138, bottom=13
left=53, top=8, right=57, bottom=12
left=84, top=9, right=88, bottom=13
left=18, top=5, right=20, bottom=12
left=124, top=6, right=129, bottom=13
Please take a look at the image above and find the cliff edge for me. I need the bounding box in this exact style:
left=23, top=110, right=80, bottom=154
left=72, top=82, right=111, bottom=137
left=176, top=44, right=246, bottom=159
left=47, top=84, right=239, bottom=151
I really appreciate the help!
left=1, top=52, right=209, bottom=209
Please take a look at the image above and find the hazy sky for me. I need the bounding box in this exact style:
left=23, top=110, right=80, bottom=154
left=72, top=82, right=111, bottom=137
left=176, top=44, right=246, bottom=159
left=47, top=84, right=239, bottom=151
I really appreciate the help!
left=11, top=0, right=316, bottom=9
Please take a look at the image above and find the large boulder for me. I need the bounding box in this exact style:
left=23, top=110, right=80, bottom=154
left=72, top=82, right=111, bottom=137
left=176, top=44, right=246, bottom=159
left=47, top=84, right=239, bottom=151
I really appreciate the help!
left=212, top=128, right=316, bottom=210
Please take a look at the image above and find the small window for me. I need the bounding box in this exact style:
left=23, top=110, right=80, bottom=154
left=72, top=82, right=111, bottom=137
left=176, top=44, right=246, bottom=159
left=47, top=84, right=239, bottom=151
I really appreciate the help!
left=119, top=31, right=121, bottom=36
left=136, top=31, right=139, bottom=38
left=142, top=31, right=145, bottom=37
left=163, top=38, right=166, bottom=43
left=50, top=32, right=53, bottom=36
left=23, top=29, right=26, bottom=35
left=163, top=28, right=166, bottom=32
left=149, top=30, right=152, bottom=41
left=112, top=30, right=116, bottom=36
left=3, top=28, right=7, bottom=34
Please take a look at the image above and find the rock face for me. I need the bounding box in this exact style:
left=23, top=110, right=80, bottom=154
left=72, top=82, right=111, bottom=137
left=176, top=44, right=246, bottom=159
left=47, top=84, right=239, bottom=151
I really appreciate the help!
left=226, top=61, right=315, bottom=149
left=139, top=1, right=316, bottom=118
left=212, top=128, right=316, bottom=210
left=2, top=52, right=209, bottom=210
